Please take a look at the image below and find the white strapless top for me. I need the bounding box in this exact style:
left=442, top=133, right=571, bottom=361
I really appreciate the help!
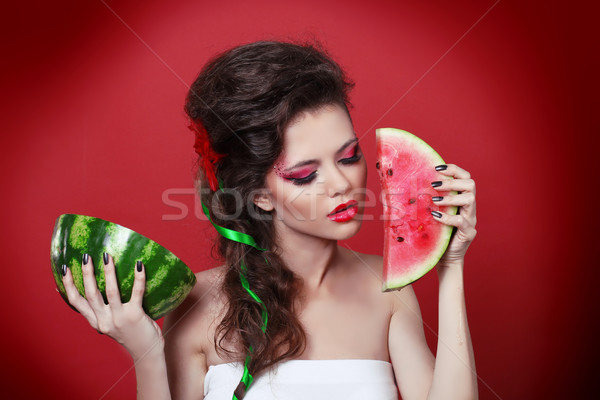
left=203, top=359, right=398, bottom=399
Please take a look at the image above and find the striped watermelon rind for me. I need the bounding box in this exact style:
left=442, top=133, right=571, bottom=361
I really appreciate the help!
left=50, top=214, right=196, bottom=320
left=376, top=128, right=458, bottom=291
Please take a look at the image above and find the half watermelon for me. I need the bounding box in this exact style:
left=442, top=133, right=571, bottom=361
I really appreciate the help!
left=50, top=214, right=197, bottom=320
left=376, top=128, right=458, bottom=291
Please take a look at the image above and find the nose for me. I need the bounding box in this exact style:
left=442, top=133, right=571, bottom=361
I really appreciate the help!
left=325, top=165, right=352, bottom=198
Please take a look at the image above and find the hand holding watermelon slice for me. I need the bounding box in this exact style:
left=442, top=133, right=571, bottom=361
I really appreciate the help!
left=60, top=252, right=164, bottom=361
left=376, top=128, right=478, bottom=291
left=427, top=163, right=477, bottom=267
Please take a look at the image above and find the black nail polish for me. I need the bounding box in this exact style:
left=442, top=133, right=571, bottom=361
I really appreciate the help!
left=431, top=210, right=442, bottom=218
left=435, top=164, right=447, bottom=171
left=431, top=181, right=442, bottom=188
left=432, top=196, right=443, bottom=202
left=103, top=252, right=109, bottom=265
left=82, top=253, right=89, bottom=265
left=61, top=264, right=67, bottom=276
left=136, top=261, right=143, bottom=272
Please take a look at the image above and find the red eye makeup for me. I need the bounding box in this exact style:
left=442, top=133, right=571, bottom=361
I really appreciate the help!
left=339, top=144, right=357, bottom=159
left=273, top=138, right=362, bottom=186
left=339, top=144, right=362, bottom=164
left=278, top=167, right=316, bottom=181
left=273, top=161, right=317, bottom=186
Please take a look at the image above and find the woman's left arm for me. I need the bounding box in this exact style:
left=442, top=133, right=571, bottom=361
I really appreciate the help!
left=427, top=163, right=478, bottom=399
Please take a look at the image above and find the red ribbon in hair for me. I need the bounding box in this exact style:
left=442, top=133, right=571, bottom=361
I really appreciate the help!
left=188, top=120, right=227, bottom=191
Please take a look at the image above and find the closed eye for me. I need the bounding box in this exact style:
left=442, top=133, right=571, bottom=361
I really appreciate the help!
left=287, top=171, right=317, bottom=186
left=339, top=146, right=362, bottom=165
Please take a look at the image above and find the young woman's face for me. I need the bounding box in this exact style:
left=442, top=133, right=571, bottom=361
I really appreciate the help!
left=258, top=103, right=368, bottom=241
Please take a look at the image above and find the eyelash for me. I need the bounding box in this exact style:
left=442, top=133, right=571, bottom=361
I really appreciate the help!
left=289, top=172, right=317, bottom=186
left=287, top=147, right=362, bottom=186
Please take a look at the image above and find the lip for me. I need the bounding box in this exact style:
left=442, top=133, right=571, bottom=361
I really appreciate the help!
left=327, top=200, right=359, bottom=222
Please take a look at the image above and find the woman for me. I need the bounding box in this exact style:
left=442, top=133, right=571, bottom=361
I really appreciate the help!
left=60, top=40, right=478, bottom=399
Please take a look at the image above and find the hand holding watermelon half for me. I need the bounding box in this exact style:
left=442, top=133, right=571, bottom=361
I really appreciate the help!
left=50, top=214, right=197, bottom=320
left=59, top=250, right=166, bottom=360
left=376, top=128, right=458, bottom=291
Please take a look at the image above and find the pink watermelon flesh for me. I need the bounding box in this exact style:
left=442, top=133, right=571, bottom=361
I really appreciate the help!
left=376, top=128, right=457, bottom=291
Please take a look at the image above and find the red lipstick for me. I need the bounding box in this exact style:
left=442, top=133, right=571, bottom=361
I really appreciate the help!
left=328, top=200, right=358, bottom=222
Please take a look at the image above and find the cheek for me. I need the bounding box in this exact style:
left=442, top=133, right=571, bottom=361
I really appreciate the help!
left=278, top=186, right=329, bottom=222
left=268, top=180, right=314, bottom=215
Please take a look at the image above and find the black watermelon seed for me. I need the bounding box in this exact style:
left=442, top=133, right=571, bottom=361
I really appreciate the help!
left=409, top=198, right=416, bottom=204
left=387, top=169, right=393, bottom=176
left=376, top=161, right=380, bottom=169
left=396, top=237, right=404, bottom=242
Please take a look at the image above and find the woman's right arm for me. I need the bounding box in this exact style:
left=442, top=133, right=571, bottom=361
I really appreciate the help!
left=135, top=346, right=171, bottom=399
left=163, top=284, right=209, bottom=400
left=137, top=287, right=211, bottom=400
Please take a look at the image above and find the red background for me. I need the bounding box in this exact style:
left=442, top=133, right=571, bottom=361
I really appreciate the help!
left=1, top=0, right=596, bottom=398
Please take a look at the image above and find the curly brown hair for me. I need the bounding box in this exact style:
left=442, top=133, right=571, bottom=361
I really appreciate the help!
left=184, top=38, right=356, bottom=397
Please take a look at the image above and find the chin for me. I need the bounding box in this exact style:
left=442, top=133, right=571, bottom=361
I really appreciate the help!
left=329, top=218, right=363, bottom=240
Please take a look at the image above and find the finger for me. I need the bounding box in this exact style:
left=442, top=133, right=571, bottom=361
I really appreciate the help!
left=431, top=210, right=476, bottom=235
left=432, top=181, right=477, bottom=224
left=102, top=252, right=123, bottom=312
left=61, top=264, right=100, bottom=328
left=435, top=163, right=472, bottom=180
left=432, top=192, right=476, bottom=208
left=82, top=253, right=108, bottom=310
left=431, top=177, right=475, bottom=194
left=129, top=260, right=146, bottom=309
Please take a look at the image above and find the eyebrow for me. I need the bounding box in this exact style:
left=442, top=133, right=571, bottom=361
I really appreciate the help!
left=283, top=137, right=358, bottom=171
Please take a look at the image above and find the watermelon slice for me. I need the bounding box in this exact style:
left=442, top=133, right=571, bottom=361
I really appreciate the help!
left=50, top=214, right=197, bottom=320
left=376, top=128, right=458, bottom=291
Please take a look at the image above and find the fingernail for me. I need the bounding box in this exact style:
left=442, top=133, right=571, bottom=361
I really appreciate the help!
left=432, top=196, right=443, bottom=202
left=61, top=264, right=67, bottom=276
left=431, top=210, right=442, bottom=218
left=136, top=261, right=143, bottom=272
left=82, top=253, right=89, bottom=265
left=435, top=164, right=447, bottom=171
left=103, top=252, right=109, bottom=265
left=431, top=181, right=442, bottom=188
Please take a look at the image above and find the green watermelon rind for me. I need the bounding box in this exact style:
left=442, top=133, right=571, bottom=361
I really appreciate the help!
left=50, top=214, right=197, bottom=320
left=376, top=128, right=458, bottom=292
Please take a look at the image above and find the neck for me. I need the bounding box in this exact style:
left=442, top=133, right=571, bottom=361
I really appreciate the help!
left=274, top=228, right=339, bottom=294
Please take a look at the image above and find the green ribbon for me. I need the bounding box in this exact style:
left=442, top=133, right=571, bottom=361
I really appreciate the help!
left=201, top=180, right=268, bottom=399
left=200, top=201, right=266, bottom=252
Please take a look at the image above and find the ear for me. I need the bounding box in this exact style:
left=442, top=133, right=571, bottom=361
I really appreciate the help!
left=253, top=189, right=274, bottom=212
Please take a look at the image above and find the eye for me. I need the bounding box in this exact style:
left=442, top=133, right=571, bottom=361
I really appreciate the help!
left=286, top=171, right=317, bottom=186
left=339, top=145, right=362, bottom=165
